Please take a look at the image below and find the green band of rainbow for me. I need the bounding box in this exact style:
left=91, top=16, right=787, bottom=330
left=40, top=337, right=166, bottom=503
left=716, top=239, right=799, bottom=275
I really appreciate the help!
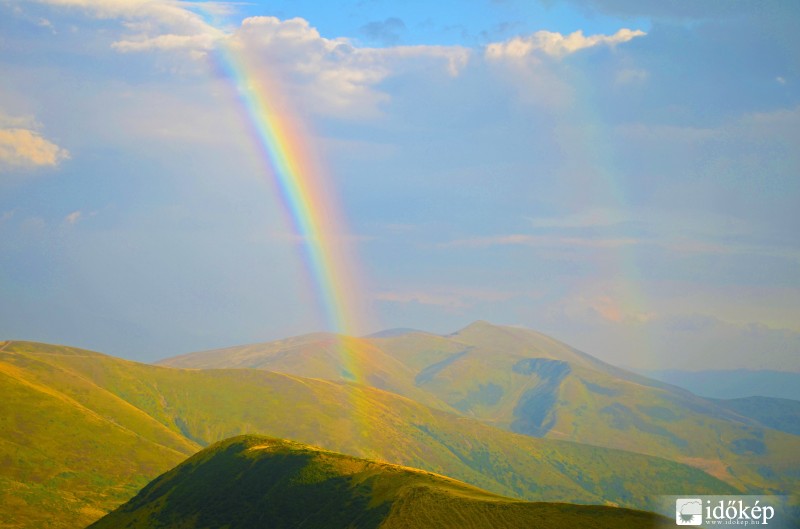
left=215, top=43, right=367, bottom=384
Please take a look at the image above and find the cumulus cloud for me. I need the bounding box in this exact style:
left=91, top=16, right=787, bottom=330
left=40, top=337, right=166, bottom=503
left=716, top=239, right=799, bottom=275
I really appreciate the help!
left=485, top=28, right=645, bottom=60
left=229, top=16, right=389, bottom=117
left=113, top=32, right=219, bottom=53
left=27, top=2, right=470, bottom=118
left=31, top=0, right=219, bottom=28
left=228, top=16, right=469, bottom=117
left=30, top=0, right=225, bottom=54
left=0, top=125, right=70, bottom=170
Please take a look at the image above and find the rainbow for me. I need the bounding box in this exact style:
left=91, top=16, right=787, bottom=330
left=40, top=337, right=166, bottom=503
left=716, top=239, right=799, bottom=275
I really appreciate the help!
left=568, top=69, right=655, bottom=366
left=212, top=41, right=369, bottom=386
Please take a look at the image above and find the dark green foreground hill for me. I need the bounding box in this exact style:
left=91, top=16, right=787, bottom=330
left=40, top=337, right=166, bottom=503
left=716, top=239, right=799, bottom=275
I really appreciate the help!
left=89, top=435, right=668, bottom=529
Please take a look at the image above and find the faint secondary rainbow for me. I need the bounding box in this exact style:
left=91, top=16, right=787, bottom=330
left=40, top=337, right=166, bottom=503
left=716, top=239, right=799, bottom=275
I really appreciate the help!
left=568, top=67, right=656, bottom=368
left=212, top=42, right=369, bottom=387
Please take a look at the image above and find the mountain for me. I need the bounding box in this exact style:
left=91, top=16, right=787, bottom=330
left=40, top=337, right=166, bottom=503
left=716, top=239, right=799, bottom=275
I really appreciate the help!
left=0, top=341, right=198, bottom=529
left=712, top=396, right=800, bottom=436
left=89, top=435, right=668, bottom=529
left=370, top=322, right=800, bottom=494
left=162, top=321, right=800, bottom=496
left=637, top=369, right=800, bottom=401
left=158, top=332, right=454, bottom=412
left=1, top=340, right=733, bottom=528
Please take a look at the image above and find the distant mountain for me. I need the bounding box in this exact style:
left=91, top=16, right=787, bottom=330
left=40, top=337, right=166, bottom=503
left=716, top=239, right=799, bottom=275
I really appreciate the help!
left=636, top=369, right=800, bottom=401
left=163, top=321, right=800, bottom=496
left=1, top=340, right=733, bottom=528
left=365, top=327, right=424, bottom=338
left=712, top=396, right=800, bottom=436
left=158, top=332, right=454, bottom=412
left=88, top=435, right=668, bottom=529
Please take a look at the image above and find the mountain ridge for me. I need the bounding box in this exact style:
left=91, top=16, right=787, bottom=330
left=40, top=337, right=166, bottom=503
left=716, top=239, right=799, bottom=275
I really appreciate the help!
left=88, top=435, right=670, bottom=529
left=1, top=338, right=736, bottom=528
left=158, top=321, right=800, bottom=495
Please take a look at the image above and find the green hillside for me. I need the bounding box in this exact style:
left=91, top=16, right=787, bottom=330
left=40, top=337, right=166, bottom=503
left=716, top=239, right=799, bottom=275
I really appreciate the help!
left=368, top=322, right=800, bottom=494
left=158, top=332, right=455, bottom=413
left=88, top=435, right=669, bottom=529
left=0, top=341, right=198, bottom=529
left=0, top=340, right=732, bottom=528
left=161, top=322, right=800, bottom=496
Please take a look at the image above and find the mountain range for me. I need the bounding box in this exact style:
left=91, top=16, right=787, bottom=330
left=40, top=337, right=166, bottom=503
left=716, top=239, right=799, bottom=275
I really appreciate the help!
left=639, top=369, right=800, bottom=401
left=161, top=321, right=800, bottom=494
left=2, top=321, right=799, bottom=528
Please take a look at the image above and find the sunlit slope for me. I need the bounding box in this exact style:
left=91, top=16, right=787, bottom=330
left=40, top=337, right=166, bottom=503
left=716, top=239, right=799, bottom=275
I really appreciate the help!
left=158, top=332, right=454, bottom=412
left=0, top=340, right=732, bottom=528
left=89, top=435, right=668, bottom=529
left=0, top=341, right=197, bottom=529
left=370, top=322, right=800, bottom=494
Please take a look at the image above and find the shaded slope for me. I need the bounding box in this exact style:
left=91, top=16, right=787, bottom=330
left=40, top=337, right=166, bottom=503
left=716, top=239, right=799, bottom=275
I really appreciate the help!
left=1, top=340, right=733, bottom=528
left=89, top=435, right=668, bottom=529
left=712, top=396, right=800, bottom=436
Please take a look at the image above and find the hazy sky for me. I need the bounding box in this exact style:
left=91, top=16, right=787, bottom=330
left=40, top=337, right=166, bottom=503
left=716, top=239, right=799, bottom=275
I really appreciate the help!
left=1, top=0, right=798, bottom=370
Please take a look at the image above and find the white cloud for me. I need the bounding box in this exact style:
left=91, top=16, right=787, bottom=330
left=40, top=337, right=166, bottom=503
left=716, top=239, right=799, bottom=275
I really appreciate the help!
left=30, top=0, right=225, bottom=55
left=485, top=28, right=645, bottom=60
left=112, top=32, right=219, bottom=53
left=31, top=0, right=217, bottom=28
left=479, top=29, right=644, bottom=109
left=0, top=125, right=70, bottom=170
left=229, top=16, right=470, bottom=118
left=228, top=16, right=388, bottom=117
left=26, top=2, right=469, bottom=118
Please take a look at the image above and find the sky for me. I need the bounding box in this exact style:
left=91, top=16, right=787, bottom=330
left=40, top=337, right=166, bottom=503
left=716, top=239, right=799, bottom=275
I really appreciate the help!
left=0, top=0, right=798, bottom=370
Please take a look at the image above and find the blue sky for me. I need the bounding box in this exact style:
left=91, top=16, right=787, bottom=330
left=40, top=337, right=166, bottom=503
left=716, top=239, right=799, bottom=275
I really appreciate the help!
left=0, top=0, right=798, bottom=369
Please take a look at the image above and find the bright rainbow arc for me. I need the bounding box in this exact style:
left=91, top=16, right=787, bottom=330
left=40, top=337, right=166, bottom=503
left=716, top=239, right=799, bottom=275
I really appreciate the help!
left=214, top=43, right=368, bottom=387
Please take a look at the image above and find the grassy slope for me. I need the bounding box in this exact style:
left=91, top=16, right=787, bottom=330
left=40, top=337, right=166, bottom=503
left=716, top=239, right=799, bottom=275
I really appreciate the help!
left=158, top=332, right=455, bottom=413
left=0, top=342, right=197, bottom=529
left=1, top=341, right=732, bottom=528
left=157, top=322, right=800, bottom=495
left=368, top=322, right=800, bottom=495
left=89, top=435, right=668, bottom=529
